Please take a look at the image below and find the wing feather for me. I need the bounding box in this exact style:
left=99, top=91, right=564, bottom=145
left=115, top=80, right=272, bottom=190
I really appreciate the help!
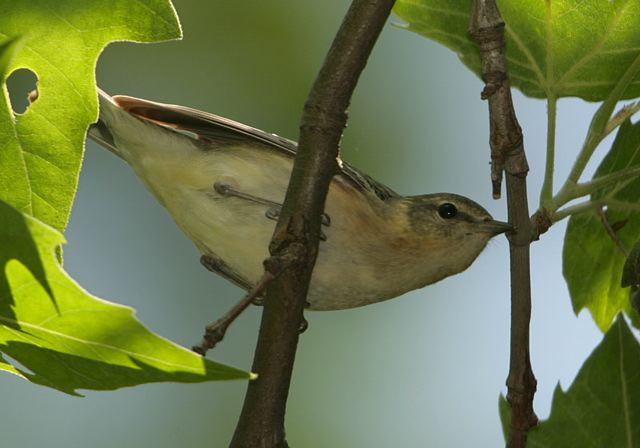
left=113, top=95, right=398, bottom=201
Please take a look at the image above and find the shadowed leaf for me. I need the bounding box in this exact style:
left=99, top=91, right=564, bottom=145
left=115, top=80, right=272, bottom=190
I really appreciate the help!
left=564, top=120, right=640, bottom=331
left=499, top=317, right=640, bottom=447
left=622, top=240, right=640, bottom=287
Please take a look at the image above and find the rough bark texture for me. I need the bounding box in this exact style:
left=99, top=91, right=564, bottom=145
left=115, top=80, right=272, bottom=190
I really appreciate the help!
left=469, top=1, right=538, bottom=447
left=229, top=1, right=396, bottom=446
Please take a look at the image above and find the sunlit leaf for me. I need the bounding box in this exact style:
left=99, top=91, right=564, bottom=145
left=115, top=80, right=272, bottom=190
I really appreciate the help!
left=0, top=0, right=182, bottom=232
left=394, top=0, right=640, bottom=101
left=0, top=200, right=252, bottom=395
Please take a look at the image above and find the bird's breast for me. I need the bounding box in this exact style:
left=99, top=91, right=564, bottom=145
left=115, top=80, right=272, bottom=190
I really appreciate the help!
left=125, top=141, right=440, bottom=310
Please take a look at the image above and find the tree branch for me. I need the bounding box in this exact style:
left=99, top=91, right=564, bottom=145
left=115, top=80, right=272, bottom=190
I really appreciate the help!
left=229, top=1, right=395, bottom=446
left=469, top=2, right=537, bottom=447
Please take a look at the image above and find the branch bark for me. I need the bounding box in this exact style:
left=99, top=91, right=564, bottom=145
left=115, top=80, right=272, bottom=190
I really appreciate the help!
left=229, top=1, right=396, bottom=446
left=469, top=2, right=538, bottom=447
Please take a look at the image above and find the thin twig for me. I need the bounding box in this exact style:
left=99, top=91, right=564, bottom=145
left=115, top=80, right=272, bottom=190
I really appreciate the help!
left=469, top=1, right=537, bottom=447
left=229, top=1, right=396, bottom=446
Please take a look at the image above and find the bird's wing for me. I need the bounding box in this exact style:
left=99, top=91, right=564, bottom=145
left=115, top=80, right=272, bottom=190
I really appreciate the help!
left=113, top=94, right=399, bottom=201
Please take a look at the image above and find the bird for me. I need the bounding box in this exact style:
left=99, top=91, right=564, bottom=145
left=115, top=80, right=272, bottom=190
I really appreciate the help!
left=88, top=89, right=510, bottom=311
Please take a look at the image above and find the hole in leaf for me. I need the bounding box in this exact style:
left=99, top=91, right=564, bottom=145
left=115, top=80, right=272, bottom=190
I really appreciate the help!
left=6, top=68, right=38, bottom=114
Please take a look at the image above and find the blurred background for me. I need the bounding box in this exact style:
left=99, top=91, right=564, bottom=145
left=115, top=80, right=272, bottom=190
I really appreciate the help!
left=1, top=0, right=608, bottom=446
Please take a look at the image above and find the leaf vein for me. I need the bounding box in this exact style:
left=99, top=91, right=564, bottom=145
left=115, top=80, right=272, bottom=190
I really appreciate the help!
left=618, top=323, right=633, bottom=447
left=0, top=315, right=202, bottom=373
left=556, top=0, right=634, bottom=89
left=504, top=24, right=547, bottom=93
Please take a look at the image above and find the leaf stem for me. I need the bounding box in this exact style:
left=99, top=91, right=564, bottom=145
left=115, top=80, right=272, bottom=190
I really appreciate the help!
left=549, top=164, right=640, bottom=210
left=552, top=200, right=601, bottom=223
left=606, top=199, right=640, bottom=213
left=605, top=101, right=640, bottom=136
left=532, top=53, right=640, bottom=236
left=540, top=95, right=557, bottom=207
left=563, top=52, right=640, bottom=187
left=550, top=196, right=640, bottom=224
left=574, top=165, right=640, bottom=198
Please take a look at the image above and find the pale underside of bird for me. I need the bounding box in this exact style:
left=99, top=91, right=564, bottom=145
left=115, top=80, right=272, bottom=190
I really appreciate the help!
left=88, top=89, right=508, bottom=310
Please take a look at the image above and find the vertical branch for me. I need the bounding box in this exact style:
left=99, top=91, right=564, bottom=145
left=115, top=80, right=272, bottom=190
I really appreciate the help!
left=469, top=2, right=538, bottom=448
left=229, top=1, right=396, bottom=447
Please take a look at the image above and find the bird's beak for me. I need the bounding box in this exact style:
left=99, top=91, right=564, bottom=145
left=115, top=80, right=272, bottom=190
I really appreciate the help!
left=480, top=219, right=513, bottom=235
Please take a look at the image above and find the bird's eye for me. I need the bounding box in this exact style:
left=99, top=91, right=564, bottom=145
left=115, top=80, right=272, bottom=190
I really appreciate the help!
left=438, top=202, right=458, bottom=219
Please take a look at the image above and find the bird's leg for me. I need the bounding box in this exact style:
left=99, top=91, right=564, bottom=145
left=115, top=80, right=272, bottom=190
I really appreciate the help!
left=214, top=181, right=330, bottom=239
left=192, top=269, right=276, bottom=354
left=193, top=184, right=321, bottom=354
left=200, top=255, right=263, bottom=305
left=193, top=249, right=308, bottom=354
left=214, top=181, right=281, bottom=210
left=264, top=205, right=331, bottom=227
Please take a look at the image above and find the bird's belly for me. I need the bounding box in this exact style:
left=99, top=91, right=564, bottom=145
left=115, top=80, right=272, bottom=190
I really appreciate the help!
left=171, top=190, right=393, bottom=310
left=176, top=198, right=389, bottom=310
left=141, top=147, right=400, bottom=311
left=175, top=193, right=275, bottom=284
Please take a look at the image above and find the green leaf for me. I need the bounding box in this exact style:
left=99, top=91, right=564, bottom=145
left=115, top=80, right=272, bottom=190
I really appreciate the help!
left=0, top=200, right=252, bottom=395
left=622, top=241, right=640, bottom=288
left=500, top=316, right=640, bottom=447
left=0, top=0, right=182, bottom=232
left=498, top=395, right=510, bottom=441
left=0, top=352, right=27, bottom=380
left=0, top=36, right=29, bottom=217
left=394, top=0, right=640, bottom=101
left=564, top=119, right=640, bottom=331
